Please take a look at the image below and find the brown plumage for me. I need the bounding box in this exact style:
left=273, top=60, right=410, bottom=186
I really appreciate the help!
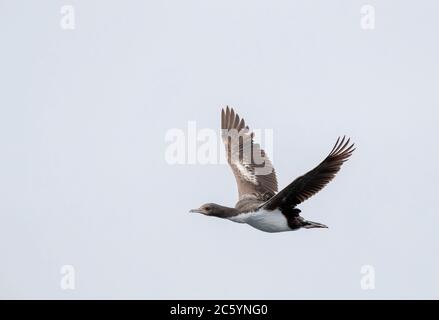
left=221, top=106, right=278, bottom=199
left=190, top=107, right=355, bottom=232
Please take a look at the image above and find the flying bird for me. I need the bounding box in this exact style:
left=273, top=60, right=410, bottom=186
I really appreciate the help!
left=190, top=107, right=355, bottom=233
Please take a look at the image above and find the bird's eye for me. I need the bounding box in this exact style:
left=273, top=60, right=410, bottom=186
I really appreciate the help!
left=205, top=206, right=210, bottom=211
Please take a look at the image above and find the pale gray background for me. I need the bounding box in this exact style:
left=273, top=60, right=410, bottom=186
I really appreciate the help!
left=0, top=0, right=438, bottom=299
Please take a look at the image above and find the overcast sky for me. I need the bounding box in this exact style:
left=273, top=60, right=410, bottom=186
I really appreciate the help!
left=0, top=0, right=438, bottom=299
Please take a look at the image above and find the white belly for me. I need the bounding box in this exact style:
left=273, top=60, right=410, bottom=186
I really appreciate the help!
left=228, top=209, right=291, bottom=233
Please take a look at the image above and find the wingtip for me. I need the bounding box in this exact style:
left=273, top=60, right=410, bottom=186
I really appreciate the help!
left=221, top=106, right=246, bottom=131
left=330, top=135, right=356, bottom=156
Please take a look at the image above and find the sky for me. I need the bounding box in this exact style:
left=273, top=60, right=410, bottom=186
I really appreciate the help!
left=0, top=0, right=438, bottom=299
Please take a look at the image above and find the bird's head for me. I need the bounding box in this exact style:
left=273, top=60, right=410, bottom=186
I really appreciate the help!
left=189, top=203, right=219, bottom=216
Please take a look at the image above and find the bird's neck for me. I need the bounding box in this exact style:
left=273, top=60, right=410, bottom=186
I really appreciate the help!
left=212, top=205, right=240, bottom=218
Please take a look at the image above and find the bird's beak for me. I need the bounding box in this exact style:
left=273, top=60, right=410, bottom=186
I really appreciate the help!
left=189, top=208, right=203, bottom=214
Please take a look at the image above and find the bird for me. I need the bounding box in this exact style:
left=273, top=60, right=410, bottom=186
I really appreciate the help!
left=190, top=107, right=355, bottom=233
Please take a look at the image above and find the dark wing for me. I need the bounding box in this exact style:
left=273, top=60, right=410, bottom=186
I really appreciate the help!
left=263, top=136, right=355, bottom=210
left=221, top=106, right=278, bottom=199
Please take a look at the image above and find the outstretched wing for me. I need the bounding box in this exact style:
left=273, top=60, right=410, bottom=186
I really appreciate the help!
left=221, top=106, right=278, bottom=199
left=263, top=136, right=355, bottom=210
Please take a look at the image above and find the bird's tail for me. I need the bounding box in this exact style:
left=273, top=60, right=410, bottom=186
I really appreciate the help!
left=302, top=220, right=328, bottom=229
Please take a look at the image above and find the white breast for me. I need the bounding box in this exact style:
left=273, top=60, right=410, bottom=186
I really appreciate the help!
left=228, top=209, right=291, bottom=233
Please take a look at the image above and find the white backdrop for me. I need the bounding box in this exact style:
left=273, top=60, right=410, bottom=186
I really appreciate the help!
left=0, top=0, right=438, bottom=299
